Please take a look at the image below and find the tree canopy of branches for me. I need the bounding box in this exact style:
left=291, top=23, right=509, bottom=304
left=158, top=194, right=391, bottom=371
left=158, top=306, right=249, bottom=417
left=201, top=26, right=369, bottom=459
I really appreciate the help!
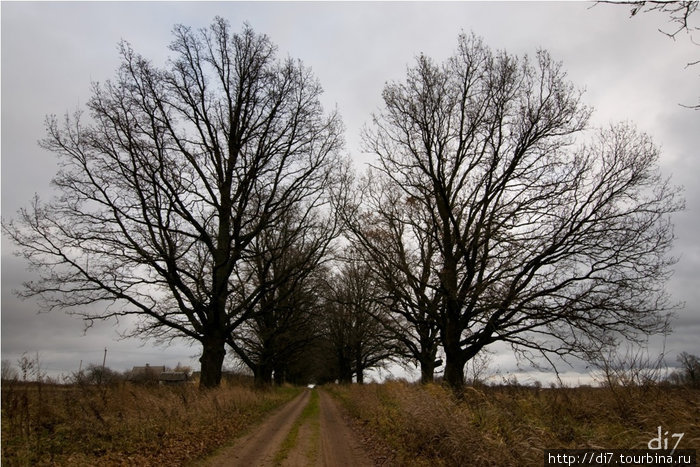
left=669, top=352, right=700, bottom=387
left=621, top=1, right=698, bottom=40
left=4, top=18, right=344, bottom=388
left=323, top=256, right=397, bottom=384
left=226, top=206, right=340, bottom=386
left=363, top=33, right=683, bottom=390
left=344, top=173, right=442, bottom=382
left=597, top=0, right=699, bottom=109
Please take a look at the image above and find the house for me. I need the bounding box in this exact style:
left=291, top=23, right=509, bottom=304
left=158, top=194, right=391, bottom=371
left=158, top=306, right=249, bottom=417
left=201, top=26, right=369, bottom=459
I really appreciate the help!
left=128, top=364, right=189, bottom=385
left=128, top=364, right=165, bottom=383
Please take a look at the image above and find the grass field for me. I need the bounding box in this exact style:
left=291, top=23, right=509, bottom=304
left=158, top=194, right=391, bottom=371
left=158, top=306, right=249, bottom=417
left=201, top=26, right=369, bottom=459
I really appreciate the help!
left=328, top=381, right=700, bottom=466
left=3, top=378, right=698, bottom=466
left=1, top=379, right=300, bottom=466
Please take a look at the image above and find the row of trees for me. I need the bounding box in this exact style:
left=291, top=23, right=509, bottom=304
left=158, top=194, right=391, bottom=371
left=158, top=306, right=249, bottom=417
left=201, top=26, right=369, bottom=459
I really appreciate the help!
left=4, top=18, right=683, bottom=389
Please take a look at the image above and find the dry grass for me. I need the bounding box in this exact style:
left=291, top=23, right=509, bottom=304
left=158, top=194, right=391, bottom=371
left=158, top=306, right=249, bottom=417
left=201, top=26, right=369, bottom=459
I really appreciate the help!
left=1, top=379, right=300, bottom=466
left=328, top=381, right=700, bottom=466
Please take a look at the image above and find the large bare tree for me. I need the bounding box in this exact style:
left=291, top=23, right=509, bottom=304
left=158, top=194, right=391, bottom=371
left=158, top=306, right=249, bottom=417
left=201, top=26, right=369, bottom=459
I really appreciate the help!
left=345, top=171, right=442, bottom=383
left=364, top=33, right=683, bottom=390
left=3, top=18, right=343, bottom=388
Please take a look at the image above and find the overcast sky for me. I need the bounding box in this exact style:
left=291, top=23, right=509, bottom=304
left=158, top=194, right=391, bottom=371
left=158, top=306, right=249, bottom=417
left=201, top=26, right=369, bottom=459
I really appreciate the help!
left=2, top=1, right=699, bottom=384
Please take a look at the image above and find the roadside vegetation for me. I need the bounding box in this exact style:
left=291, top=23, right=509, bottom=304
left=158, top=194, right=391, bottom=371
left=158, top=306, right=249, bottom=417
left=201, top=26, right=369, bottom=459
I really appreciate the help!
left=1, top=376, right=300, bottom=466
left=328, top=381, right=700, bottom=466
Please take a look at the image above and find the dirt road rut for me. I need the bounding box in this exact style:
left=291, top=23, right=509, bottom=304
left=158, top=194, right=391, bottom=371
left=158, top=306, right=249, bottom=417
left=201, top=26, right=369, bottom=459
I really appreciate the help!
left=200, top=388, right=372, bottom=467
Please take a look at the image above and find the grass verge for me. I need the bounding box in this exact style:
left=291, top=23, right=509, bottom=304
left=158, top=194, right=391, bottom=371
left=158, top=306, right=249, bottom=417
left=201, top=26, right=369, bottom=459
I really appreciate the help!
left=1, top=379, right=300, bottom=466
left=327, top=381, right=700, bottom=466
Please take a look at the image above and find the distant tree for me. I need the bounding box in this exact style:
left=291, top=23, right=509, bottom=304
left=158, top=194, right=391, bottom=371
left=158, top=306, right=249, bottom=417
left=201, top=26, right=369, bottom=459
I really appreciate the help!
left=3, top=18, right=343, bottom=388
left=323, top=255, right=397, bottom=384
left=464, top=349, right=493, bottom=386
left=16, top=353, right=46, bottom=383
left=226, top=206, right=340, bottom=386
left=1, top=359, right=19, bottom=381
left=590, top=344, right=666, bottom=388
left=344, top=171, right=442, bottom=383
left=674, top=351, right=700, bottom=387
left=84, top=364, right=124, bottom=386
left=365, top=33, right=683, bottom=391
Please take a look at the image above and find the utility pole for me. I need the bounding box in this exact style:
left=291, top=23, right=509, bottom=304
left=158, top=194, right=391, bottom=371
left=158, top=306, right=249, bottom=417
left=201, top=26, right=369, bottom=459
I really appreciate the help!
left=100, top=347, right=107, bottom=385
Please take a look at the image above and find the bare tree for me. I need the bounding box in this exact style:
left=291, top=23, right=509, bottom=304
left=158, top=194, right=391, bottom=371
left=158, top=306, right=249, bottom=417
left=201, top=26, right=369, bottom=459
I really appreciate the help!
left=673, top=351, right=700, bottom=387
left=3, top=18, right=343, bottom=388
left=344, top=171, right=442, bottom=383
left=226, top=206, right=340, bottom=386
left=323, top=255, right=397, bottom=384
left=364, top=33, right=683, bottom=390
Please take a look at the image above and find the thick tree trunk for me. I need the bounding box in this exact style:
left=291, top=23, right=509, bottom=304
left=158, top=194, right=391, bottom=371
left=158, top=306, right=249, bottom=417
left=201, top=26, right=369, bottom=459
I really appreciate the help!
left=443, top=318, right=466, bottom=391
left=338, top=357, right=353, bottom=384
left=420, top=360, right=436, bottom=384
left=273, top=363, right=286, bottom=386
left=254, top=362, right=273, bottom=387
left=355, top=353, right=364, bottom=384
left=444, top=355, right=466, bottom=391
left=418, top=343, right=439, bottom=383
left=199, top=334, right=226, bottom=389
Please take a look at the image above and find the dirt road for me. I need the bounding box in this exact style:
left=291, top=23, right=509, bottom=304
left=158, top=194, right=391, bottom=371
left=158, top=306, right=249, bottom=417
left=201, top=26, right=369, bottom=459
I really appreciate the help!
left=199, top=388, right=373, bottom=467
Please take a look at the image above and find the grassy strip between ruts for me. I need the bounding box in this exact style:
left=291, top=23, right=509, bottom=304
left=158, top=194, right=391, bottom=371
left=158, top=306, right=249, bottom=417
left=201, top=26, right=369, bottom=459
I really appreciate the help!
left=305, top=391, right=321, bottom=463
left=1, top=380, right=301, bottom=466
left=273, top=388, right=320, bottom=466
left=327, top=381, right=700, bottom=467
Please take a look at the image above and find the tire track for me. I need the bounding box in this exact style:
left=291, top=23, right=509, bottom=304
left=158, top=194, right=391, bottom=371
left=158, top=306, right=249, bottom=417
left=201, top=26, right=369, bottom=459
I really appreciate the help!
left=203, top=389, right=310, bottom=467
left=200, top=387, right=372, bottom=467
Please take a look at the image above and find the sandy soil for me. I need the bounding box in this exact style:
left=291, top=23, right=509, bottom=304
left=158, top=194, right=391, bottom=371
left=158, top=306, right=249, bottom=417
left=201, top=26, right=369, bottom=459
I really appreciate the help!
left=199, top=388, right=373, bottom=467
left=202, top=389, right=310, bottom=467
left=317, top=389, right=373, bottom=467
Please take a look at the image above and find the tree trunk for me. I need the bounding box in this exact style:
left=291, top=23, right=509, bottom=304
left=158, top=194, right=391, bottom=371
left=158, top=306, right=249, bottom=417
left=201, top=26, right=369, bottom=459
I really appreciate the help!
left=273, top=364, right=286, bottom=386
left=420, top=360, right=435, bottom=384
left=418, top=343, right=439, bottom=383
left=355, top=353, right=364, bottom=384
left=254, top=363, right=273, bottom=387
left=199, top=334, right=226, bottom=389
left=338, top=357, right=353, bottom=384
left=444, top=355, right=466, bottom=391
left=442, top=317, right=466, bottom=391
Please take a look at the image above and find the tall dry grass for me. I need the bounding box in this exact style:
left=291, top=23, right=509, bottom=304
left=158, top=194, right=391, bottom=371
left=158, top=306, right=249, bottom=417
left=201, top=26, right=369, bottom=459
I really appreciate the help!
left=1, top=379, right=300, bottom=466
left=328, top=381, right=700, bottom=466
